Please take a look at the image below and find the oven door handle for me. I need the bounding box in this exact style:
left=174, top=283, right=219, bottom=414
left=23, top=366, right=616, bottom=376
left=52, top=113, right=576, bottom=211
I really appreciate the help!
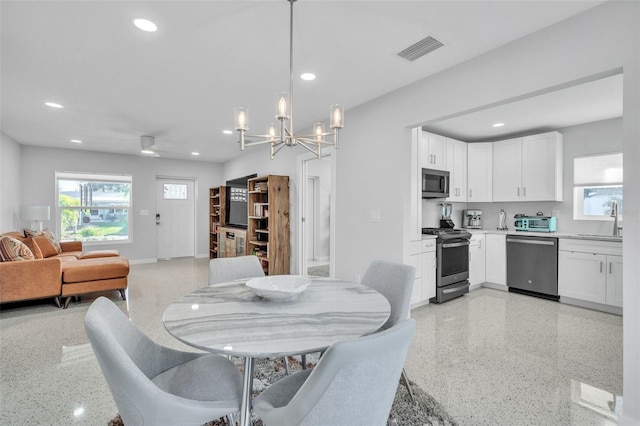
left=441, top=241, right=470, bottom=248
left=443, top=282, right=470, bottom=294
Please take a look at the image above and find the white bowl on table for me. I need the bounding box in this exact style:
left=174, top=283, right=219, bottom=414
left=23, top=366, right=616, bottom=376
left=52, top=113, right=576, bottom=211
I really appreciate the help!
left=246, top=275, right=312, bottom=301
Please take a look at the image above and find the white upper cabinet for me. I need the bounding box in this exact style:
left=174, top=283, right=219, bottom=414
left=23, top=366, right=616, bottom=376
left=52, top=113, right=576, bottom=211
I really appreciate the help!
left=446, top=138, right=467, bottom=202
left=467, top=142, right=493, bottom=202
left=493, top=131, right=563, bottom=202
left=420, top=131, right=447, bottom=171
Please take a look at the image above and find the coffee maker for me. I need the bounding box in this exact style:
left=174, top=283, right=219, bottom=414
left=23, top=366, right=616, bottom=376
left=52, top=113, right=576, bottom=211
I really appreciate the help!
left=462, top=209, right=483, bottom=229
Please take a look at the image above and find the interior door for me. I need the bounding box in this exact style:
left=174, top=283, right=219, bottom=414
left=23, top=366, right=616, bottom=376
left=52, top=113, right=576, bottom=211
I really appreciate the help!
left=156, top=178, right=195, bottom=259
left=298, top=152, right=334, bottom=277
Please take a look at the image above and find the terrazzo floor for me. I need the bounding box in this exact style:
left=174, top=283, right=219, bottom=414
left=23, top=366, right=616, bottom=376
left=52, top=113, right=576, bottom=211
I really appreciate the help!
left=0, top=257, right=623, bottom=425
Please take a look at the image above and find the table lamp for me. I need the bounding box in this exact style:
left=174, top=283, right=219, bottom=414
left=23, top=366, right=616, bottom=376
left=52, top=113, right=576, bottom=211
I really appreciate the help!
left=21, top=205, right=51, bottom=232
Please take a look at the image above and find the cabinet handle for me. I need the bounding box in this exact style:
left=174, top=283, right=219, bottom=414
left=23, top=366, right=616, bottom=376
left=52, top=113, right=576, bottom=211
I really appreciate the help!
left=517, top=187, right=520, bottom=197
left=600, top=261, right=603, bottom=273
left=469, top=189, right=473, bottom=198
left=609, top=262, right=612, bottom=274
left=523, top=187, right=526, bottom=197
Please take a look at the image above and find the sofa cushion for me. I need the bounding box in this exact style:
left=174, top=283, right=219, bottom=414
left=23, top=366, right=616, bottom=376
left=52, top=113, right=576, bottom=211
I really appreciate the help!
left=33, top=235, right=59, bottom=258
left=79, top=250, right=119, bottom=259
left=24, top=229, right=61, bottom=253
left=0, top=236, right=35, bottom=262
left=62, top=257, right=129, bottom=283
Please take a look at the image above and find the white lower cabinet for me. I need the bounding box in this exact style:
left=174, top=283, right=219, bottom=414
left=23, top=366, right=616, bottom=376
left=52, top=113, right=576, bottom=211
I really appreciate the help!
left=485, top=234, right=506, bottom=287
left=558, top=239, right=622, bottom=308
left=408, top=241, right=423, bottom=305
left=422, top=242, right=436, bottom=301
left=469, top=234, right=486, bottom=287
left=408, top=239, right=436, bottom=307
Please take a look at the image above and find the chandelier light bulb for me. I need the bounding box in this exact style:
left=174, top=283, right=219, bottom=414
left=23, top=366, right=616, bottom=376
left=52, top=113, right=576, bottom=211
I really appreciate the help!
left=276, top=93, right=289, bottom=119
left=330, top=104, right=344, bottom=129
left=313, top=123, right=325, bottom=142
left=235, top=107, right=248, bottom=131
left=267, top=123, right=277, bottom=141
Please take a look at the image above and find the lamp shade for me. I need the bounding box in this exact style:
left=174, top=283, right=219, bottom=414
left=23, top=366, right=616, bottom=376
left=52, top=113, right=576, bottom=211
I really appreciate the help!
left=21, top=205, right=51, bottom=221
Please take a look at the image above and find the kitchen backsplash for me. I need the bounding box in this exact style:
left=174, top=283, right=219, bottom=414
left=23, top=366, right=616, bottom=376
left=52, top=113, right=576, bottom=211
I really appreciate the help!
left=422, top=200, right=620, bottom=235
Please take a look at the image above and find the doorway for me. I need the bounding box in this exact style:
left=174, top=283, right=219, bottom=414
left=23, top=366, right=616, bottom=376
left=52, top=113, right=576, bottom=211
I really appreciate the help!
left=298, top=151, right=335, bottom=277
left=156, top=178, right=195, bottom=259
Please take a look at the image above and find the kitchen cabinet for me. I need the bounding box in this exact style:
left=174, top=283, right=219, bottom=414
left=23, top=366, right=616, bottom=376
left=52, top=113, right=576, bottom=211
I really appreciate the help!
left=408, top=128, right=422, bottom=242
left=408, top=239, right=436, bottom=307
left=446, top=138, right=467, bottom=202
left=421, top=239, right=437, bottom=302
left=467, top=143, right=493, bottom=202
left=493, top=131, right=563, bottom=202
left=420, top=131, right=446, bottom=171
left=408, top=243, right=423, bottom=305
left=485, top=234, right=506, bottom=287
left=469, top=234, right=486, bottom=287
left=558, top=239, right=622, bottom=308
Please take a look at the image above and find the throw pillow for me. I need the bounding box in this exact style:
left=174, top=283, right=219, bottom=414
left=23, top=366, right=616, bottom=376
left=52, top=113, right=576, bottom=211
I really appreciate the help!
left=0, top=236, right=35, bottom=262
left=33, top=235, right=58, bottom=258
left=12, top=236, right=44, bottom=259
left=24, top=228, right=61, bottom=253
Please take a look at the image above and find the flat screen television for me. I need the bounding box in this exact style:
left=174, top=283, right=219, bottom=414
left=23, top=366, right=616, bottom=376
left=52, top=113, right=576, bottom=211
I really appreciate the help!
left=225, top=174, right=256, bottom=229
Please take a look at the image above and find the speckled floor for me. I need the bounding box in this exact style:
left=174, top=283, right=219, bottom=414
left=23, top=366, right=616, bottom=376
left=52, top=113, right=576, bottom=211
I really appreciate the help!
left=0, top=258, right=623, bottom=425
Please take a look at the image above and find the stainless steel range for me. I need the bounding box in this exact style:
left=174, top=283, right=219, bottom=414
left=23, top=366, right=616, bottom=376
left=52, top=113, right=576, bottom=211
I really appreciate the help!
left=422, top=227, right=471, bottom=303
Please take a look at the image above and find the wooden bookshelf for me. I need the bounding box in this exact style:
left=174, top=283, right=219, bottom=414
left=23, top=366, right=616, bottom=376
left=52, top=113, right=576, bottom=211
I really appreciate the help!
left=247, top=175, right=290, bottom=275
left=209, top=186, right=227, bottom=259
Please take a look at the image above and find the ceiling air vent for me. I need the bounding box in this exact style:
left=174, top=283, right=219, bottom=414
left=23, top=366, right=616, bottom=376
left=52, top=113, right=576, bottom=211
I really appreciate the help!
left=397, top=36, right=444, bottom=62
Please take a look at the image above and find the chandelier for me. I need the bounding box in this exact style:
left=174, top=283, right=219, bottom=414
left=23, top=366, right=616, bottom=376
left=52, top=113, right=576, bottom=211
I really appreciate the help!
left=234, top=0, right=344, bottom=159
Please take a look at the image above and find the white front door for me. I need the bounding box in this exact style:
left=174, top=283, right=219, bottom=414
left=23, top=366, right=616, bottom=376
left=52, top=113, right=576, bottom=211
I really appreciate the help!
left=156, top=178, right=195, bottom=259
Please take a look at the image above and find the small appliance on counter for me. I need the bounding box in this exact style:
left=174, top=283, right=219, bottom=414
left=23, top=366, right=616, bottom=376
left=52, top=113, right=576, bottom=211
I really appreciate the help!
left=462, top=209, right=483, bottom=229
left=513, top=214, right=557, bottom=232
left=440, top=203, right=455, bottom=228
left=498, top=209, right=508, bottom=230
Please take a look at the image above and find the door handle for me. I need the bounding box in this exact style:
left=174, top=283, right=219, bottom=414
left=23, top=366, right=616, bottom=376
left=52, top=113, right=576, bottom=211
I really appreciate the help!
left=156, top=213, right=160, bottom=225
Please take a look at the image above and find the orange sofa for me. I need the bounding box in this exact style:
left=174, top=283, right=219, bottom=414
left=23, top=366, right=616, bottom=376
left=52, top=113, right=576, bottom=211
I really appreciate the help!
left=0, top=233, right=129, bottom=308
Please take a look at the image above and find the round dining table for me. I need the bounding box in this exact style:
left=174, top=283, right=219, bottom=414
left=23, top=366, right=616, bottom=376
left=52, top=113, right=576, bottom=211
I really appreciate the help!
left=163, top=277, right=391, bottom=426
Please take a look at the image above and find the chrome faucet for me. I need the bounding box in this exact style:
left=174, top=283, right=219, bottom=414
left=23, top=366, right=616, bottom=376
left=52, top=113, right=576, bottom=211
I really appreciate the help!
left=610, top=200, right=620, bottom=236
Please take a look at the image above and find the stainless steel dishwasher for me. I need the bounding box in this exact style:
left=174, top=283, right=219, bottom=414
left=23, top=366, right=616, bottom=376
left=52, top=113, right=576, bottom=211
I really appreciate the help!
left=506, top=235, right=559, bottom=300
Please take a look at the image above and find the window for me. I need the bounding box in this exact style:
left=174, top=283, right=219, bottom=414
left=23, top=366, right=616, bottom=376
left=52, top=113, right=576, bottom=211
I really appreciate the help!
left=163, top=183, right=187, bottom=200
left=56, top=172, right=132, bottom=243
left=573, top=153, right=623, bottom=221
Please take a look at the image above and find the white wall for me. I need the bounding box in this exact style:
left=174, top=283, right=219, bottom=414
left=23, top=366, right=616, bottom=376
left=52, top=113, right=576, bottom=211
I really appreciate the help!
left=17, top=146, right=223, bottom=261
left=0, top=133, right=22, bottom=232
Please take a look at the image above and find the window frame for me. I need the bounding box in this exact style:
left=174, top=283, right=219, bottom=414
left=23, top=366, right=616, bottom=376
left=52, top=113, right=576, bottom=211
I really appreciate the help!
left=56, top=172, right=133, bottom=245
left=572, top=152, right=623, bottom=221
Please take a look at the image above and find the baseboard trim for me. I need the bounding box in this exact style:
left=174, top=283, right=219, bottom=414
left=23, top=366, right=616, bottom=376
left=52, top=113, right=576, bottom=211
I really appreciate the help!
left=128, top=258, right=158, bottom=265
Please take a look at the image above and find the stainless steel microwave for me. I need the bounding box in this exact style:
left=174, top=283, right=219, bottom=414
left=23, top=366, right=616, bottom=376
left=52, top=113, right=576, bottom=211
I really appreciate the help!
left=422, top=168, right=449, bottom=199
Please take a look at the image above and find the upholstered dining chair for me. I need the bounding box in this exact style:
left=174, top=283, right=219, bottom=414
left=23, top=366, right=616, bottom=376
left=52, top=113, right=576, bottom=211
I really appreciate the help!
left=208, top=255, right=265, bottom=286
left=84, top=297, right=243, bottom=426
left=253, top=319, right=416, bottom=426
left=361, top=259, right=416, bottom=402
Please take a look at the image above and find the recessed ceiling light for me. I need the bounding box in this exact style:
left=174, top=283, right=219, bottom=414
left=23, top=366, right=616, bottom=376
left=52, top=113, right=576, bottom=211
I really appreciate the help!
left=492, top=122, right=505, bottom=128
left=45, top=102, right=64, bottom=109
left=223, top=130, right=233, bottom=135
left=191, top=152, right=200, bottom=156
left=70, top=139, right=82, bottom=144
left=141, top=149, right=155, bottom=154
left=131, top=18, right=157, bottom=32
left=300, top=73, right=316, bottom=81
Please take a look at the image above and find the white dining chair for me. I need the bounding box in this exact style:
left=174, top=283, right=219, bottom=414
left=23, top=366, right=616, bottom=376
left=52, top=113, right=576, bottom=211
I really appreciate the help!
left=361, top=259, right=416, bottom=402
left=208, top=255, right=265, bottom=286
left=85, top=297, right=243, bottom=426
left=253, top=319, right=416, bottom=426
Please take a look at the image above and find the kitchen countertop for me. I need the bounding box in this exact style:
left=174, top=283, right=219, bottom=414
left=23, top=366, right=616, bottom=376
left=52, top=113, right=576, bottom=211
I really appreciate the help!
left=460, top=229, right=622, bottom=242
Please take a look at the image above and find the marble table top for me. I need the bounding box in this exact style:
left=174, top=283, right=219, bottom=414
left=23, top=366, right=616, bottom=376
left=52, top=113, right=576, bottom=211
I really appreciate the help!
left=163, top=278, right=391, bottom=358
